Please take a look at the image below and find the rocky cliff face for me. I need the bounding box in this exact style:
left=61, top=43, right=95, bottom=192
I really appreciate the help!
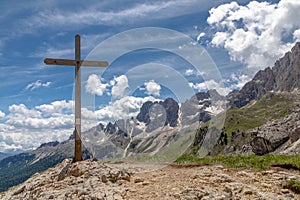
left=249, top=103, right=300, bottom=156
left=136, top=98, right=179, bottom=129
left=227, top=67, right=276, bottom=108
left=203, top=91, right=300, bottom=156
left=180, top=90, right=225, bottom=127
left=274, top=43, right=300, bottom=91
left=136, top=101, right=153, bottom=124
left=161, top=98, right=179, bottom=127
left=225, top=42, right=300, bottom=155
left=228, top=42, right=300, bottom=108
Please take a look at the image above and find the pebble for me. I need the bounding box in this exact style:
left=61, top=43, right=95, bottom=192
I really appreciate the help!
left=134, top=178, right=144, bottom=183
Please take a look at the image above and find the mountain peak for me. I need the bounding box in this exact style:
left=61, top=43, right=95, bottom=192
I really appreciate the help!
left=136, top=98, right=179, bottom=128
left=292, top=42, right=300, bottom=52
left=228, top=42, right=300, bottom=108
left=38, top=141, right=59, bottom=149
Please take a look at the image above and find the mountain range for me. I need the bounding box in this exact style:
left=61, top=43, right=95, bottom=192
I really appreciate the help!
left=228, top=42, right=300, bottom=108
left=0, top=152, right=12, bottom=161
left=1, top=42, right=300, bottom=192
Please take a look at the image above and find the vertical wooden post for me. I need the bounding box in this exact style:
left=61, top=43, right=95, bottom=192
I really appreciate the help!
left=74, top=34, right=82, bottom=162
left=44, top=35, right=108, bottom=162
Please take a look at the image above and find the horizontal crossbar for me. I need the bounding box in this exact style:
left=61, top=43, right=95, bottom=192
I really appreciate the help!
left=44, top=58, right=109, bottom=67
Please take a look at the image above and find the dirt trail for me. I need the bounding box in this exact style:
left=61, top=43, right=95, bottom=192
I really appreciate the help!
left=122, top=163, right=300, bottom=199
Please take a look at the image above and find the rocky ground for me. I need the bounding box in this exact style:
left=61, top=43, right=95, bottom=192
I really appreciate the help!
left=1, top=159, right=300, bottom=200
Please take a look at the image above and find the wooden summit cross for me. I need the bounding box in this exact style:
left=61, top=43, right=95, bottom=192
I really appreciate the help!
left=44, top=35, right=109, bottom=162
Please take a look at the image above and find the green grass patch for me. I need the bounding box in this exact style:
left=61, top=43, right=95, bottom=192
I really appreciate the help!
left=285, top=180, right=300, bottom=194
left=224, top=92, right=294, bottom=135
left=199, top=92, right=295, bottom=136
left=176, top=154, right=300, bottom=171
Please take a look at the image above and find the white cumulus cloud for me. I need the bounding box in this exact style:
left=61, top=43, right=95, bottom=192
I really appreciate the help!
left=6, top=103, right=73, bottom=129
left=85, top=74, right=108, bottom=96
left=95, top=96, right=160, bottom=123
left=111, top=75, right=129, bottom=98
left=0, top=101, right=77, bottom=153
left=9, top=104, right=41, bottom=118
left=25, top=80, right=52, bottom=91
left=184, top=68, right=206, bottom=77
left=144, top=80, right=161, bottom=97
left=185, top=69, right=194, bottom=76
left=196, top=32, right=206, bottom=42
left=189, top=80, right=230, bottom=96
left=35, top=100, right=74, bottom=115
left=207, top=0, right=300, bottom=74
left=0, top=110, right=5, bottom=119
left=229, top=73, right=251, bottom=90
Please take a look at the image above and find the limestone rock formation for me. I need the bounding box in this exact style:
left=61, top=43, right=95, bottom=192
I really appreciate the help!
left=250, top=137, right=282, bottom=156
left=136, top=98, right=179, bottom=129
left=228, top=42, right=300, bottom=108
left=2, top=160, right=300, bottom=199
left=180, top=90, right=225, bottom=127
left=248, top=105, right=300, bottom=155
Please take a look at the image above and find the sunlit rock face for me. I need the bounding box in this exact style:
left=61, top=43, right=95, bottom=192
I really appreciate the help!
left=228, top=42, right=300, bottom=108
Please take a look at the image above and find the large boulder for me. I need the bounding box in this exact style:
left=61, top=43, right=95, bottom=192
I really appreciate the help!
left=250, top=137, right=274, bottom=155
left=250, top=136, right=289, bottom=155
left=290, top=128, right=300, bottom=143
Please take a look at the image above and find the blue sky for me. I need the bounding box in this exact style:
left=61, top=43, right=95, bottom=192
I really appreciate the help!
left=2, top=0, right=300, bottom=153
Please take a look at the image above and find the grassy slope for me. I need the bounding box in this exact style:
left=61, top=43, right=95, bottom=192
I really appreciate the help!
left=178, top=92, right=299, bottom=169
left=223, top=92, right=294, bottom=135
left=176, top=154, right=300, bottom=171
left=191, top=92, right=295, bottom=155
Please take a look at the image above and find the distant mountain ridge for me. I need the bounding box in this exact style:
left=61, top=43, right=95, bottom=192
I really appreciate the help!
left=82, top=92, right=222, bottom=160
left=0, top=152, right=12, bottom=161
left=0, top=140, right=71, bottom=192
left=228, top=42, right=300, bottom=108
left=0, top=138, right=94, bottom=192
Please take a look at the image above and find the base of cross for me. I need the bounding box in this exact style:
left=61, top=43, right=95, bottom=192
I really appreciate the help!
left=73, top=129, right=82, bottom=162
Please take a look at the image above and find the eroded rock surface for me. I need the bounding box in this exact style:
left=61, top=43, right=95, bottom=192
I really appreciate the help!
left=2, top=159, right=300, bottom=200
left=1, top=159, right=131, bottom=200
